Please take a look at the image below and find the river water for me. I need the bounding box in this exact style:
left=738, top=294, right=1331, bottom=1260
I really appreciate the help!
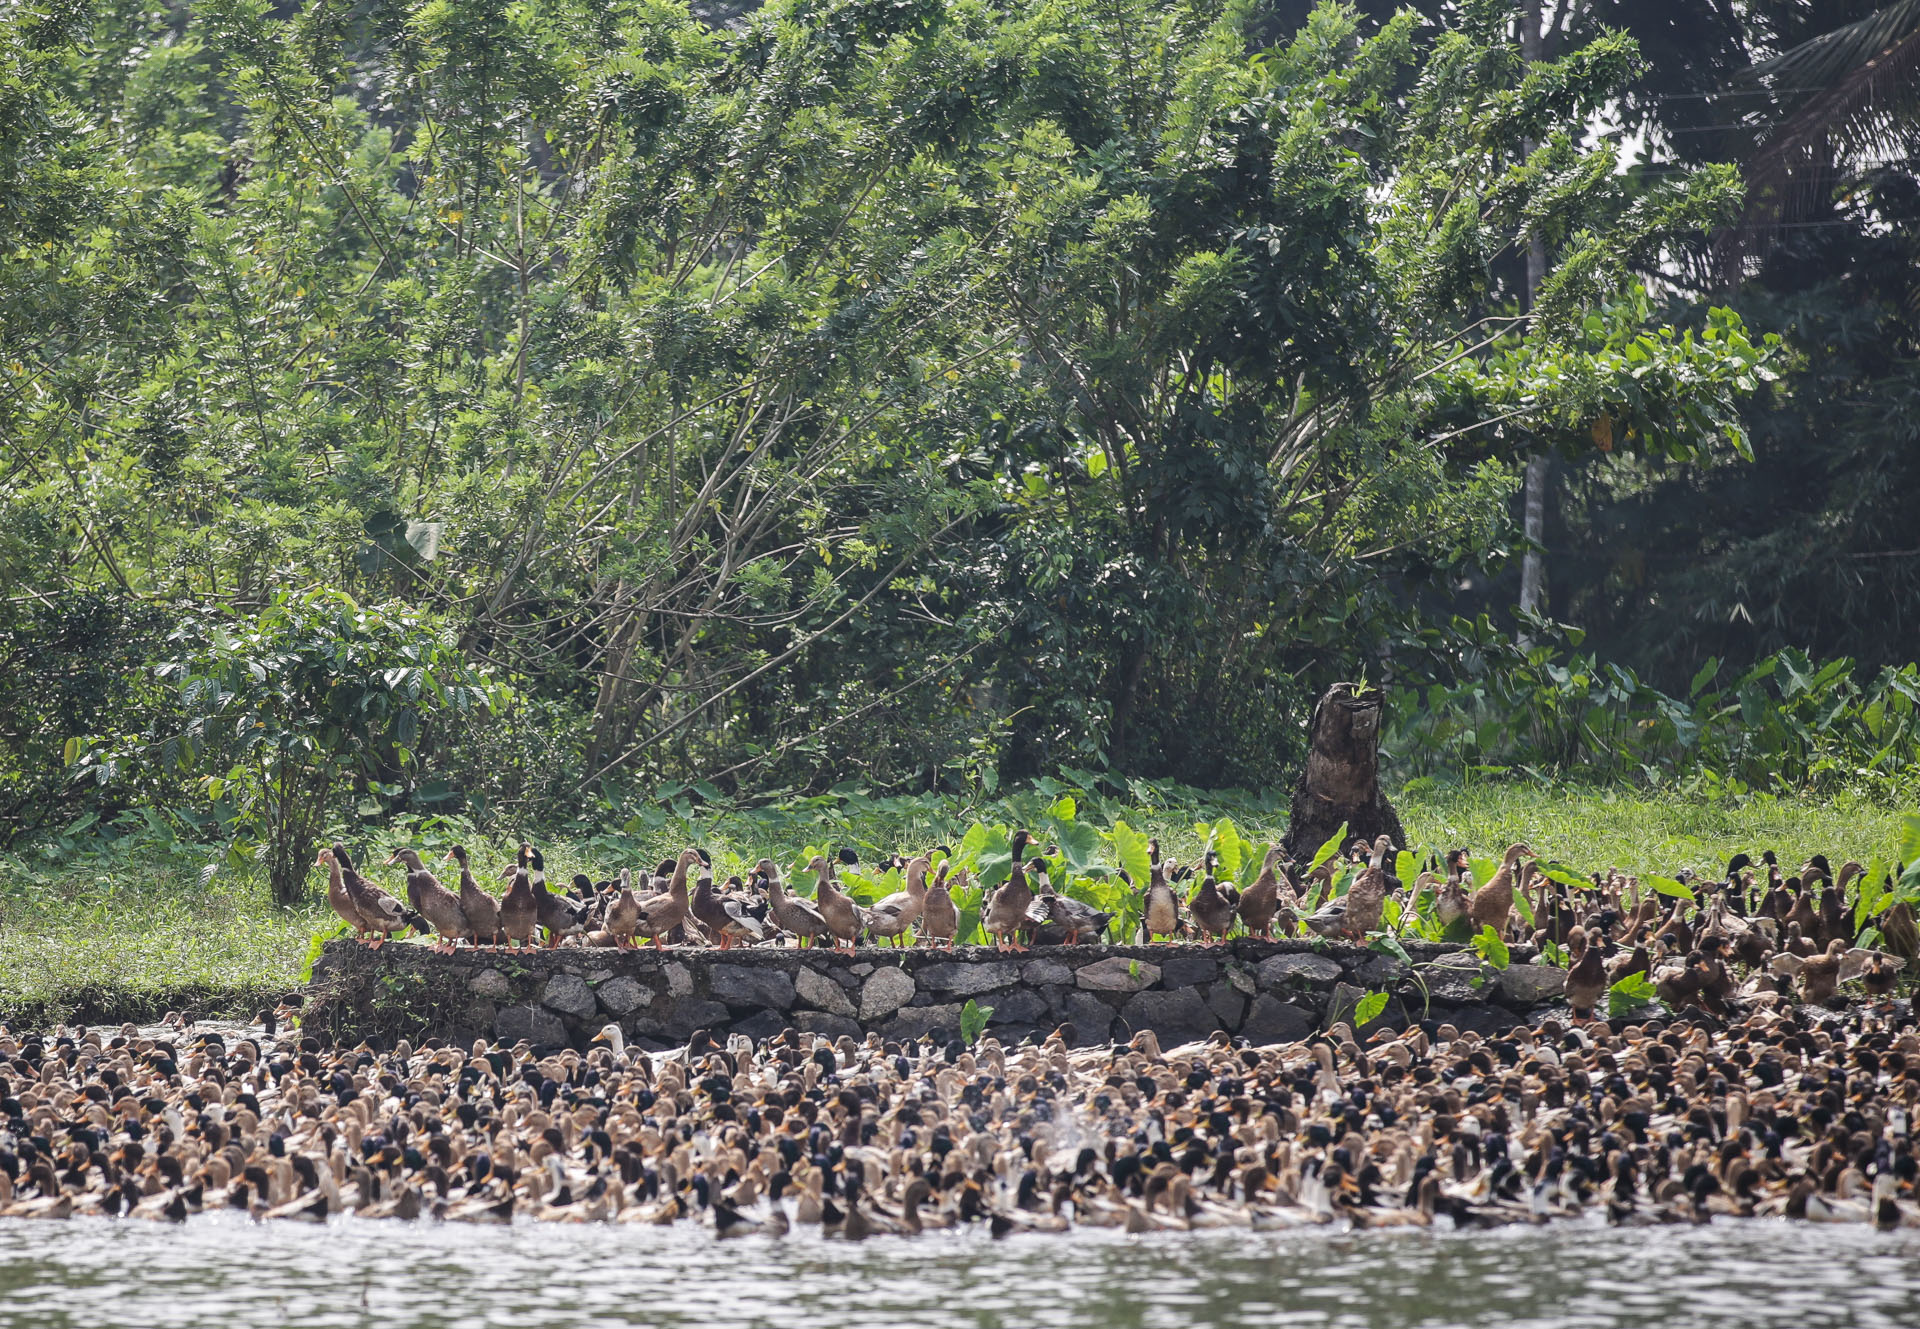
left=1, top=1214, right=1916, bottom=1329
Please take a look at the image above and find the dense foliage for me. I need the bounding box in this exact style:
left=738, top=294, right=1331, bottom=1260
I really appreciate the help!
left=11, top=0, right=1914, bottom=867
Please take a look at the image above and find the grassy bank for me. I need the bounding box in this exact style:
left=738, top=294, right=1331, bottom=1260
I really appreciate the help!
left=0, top=784, right=1910, bottom=1025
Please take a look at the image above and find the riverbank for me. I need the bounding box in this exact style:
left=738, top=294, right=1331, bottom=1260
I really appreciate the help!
left=0, top=785, right=1907, bottom=1025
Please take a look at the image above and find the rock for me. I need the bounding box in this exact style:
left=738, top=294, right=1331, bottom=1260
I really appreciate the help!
left=793, top=1011, right=862, bottom=1040
left=1349, top=952, right=1409, bottom=987
left=1205, top=981, right=1246, bottom=1027
left=1077, top=956, right=1160, bottom=992
left=1242, top=994, right=1314, bottom=1045
left=1256, top=952, right=1341, bottom=987
left=710, top=965, right=796, bottom=1010
left=1323, top=981, right=1368, bottom=1032
left=1162, top=955, right=1219, bottom=988
left=495, top=1004, right=568, bottom=1047
left=794, top=967, right=856, bottom=1017
left=916, top=961, right=1022, bottom=996
left=1418, top=955, right=1483, bottom=1004
left=631, top=998, right=730, bottom=1040
left=883, top=1003, right=963, bottom=1040
left=988, top=988, right=1050, bottom=1025
left=469, top=969, right=513, bottom=1000
left=1022, top=958, right=1074, bottom=987
left=1119, top=988, right=1219, bottom=1045
left=1224, top=961, right=1258, bottom=996
left=595, top=975, right=650, bottom=1016
left=731, top=1009, right=790, bottom=1043
left=1497, top=963, right=1567, bottom=1006
left=664, top=963, right=693, bottom=998
left=1060, top=992, right=1117, bottom=1044
left=1435, top=1004, right=1526, bottom=1038
left=540, top=974, right=598, bottom=1020
left=859, top=966, right=917, bottom=1021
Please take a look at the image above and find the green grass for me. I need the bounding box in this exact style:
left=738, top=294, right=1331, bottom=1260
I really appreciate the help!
left=0, top=783, right=1911, bottom=1024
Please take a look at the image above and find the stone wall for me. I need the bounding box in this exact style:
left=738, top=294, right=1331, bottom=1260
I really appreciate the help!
left=304, top=937, right=1570, bottom=1050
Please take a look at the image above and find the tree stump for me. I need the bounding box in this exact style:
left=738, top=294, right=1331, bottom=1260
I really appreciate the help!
left=1283, top=684, right=1405, bottom=859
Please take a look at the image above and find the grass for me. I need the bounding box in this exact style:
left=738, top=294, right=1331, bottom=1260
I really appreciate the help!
left=0, top=782, right=1911, bottom=1025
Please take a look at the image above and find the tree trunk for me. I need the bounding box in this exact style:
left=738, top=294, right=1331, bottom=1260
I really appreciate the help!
left=1283, top=684, right=1405, bottom=860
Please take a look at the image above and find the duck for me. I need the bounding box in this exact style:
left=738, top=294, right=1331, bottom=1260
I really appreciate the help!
left=603, top=868, right=644, bottom=948
left=520, top=845, right=589, bottom=947
left=1302, top=835, right=1393, bottom=942
left=498, top=863, right=539, bottom=948
left=693, top=870, right=770, bottom=949
left=387, top=848, right=473, bottom=952
left=1235, top=846, right=1293, bottom=938
left=1141, top=860, right=1181, bottom=943
left=864, top=856, right=930, bottom=946
left=444, top=845, right=502, bottom=947
left=760, top=859, right=832, bottom=947
left=334, top=843, right=420, bottom=947
left=918, top=862, right=962, bottom=947
left=634, top=849, right=701, bottom=947
left=808, top=855, right=865, bottom=951
left=1029, top=876, right=1111, bottom=945
left=1563, top=925, right=1608, bottom=1019
left=1469, top=843, right=1534, bottom=940
left=1189, top=874, right=1237, bottom=945
left=319, top=847, right=368, bottom=942
left=984, top=856, right=1036, bottom=953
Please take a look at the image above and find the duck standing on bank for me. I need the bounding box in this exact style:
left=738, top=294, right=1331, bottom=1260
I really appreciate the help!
left=387, top=848, right=473, bottom=953
left=445, top=846, right=503, bottom=948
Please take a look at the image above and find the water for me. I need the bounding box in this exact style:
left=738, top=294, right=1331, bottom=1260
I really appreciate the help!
left=2, top=1216, right=1917, bottom=1329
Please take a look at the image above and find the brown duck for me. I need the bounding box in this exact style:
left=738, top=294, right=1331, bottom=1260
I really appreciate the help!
left=984, top=857, right=1036, bottom=952
left=808, top=854, right=864, bottom=951
left=1141, top=861, right=1181, bottom=943
left=919, top=864, right=962, bottom=947
left=499, top=864, right=539, bottom=948
left=1190, top=875, right=1236, bottom=945
left=1563, top=926, right=1607, bottom=1019
left=693, top=871, right=769, bottom=949
left=1303, top=834, right=1393, bottom=941
left=634, top=849, right=701, bottom=947
left=318, top=848, right=365, bottom=942
left=335, top=843, right=417, bottom=947
left=387, top=848, right=472, bottom=952
left=865, top=857, right=930, bottom=946
left=1235, top=846, right=1290, bottom=938
left=444, top=846, right=502, bottom=947
left=761, top=859, right=832, bottom=946
left=603, top=868, right=643, bottom=949
left=1469, top=843, right=1534, bottom=939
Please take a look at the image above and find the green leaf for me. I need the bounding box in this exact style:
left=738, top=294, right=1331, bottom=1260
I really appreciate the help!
left=1046, top=794, right=1076, bottom=823
left=1900, top=812, right=1920, bottom=876
left=1369, top=933, right=1412, bottom=964
left=1308, top=823, right=1349, bottom=875
left=1353, top=991, right=1388, bottom=1026
left=1468, top=857, right=1497, bottom=889
left=1109, top=819, right=1152, bottom=887
left=1608, top=972, right=1660, bottom=1018
left=1471, top=926, right=1509, bottom=970
left=1647, top=874, right=1693, bottom=900
left=1211, top=815, right=1243, bottom=883
left=959, top=998, right=992, bottom=1044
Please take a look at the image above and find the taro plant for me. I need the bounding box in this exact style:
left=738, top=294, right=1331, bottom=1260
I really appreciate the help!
left=71, top=588, right=509, bottom=903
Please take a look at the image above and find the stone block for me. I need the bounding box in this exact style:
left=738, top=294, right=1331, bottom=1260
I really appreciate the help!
left=540, top=973, right=598, bottom=1020
left=1022, top=958, right=1074, bottom=987
left=794, top=967, right=856, bottom=1017
left=1205, top=981, right=1246, bottom=1028
left=1242, top=994, right=1313, bottom=1046
left=1255, top=952, right=1341, bottom=987
left=1060, top=992, right=1117, bottom=1044
left=710, top=965, right=796, bottom=1010
left=595, top=975, right=650, bottom=1016
left=988, top=988, right=1049, bottom=1025
left=664, top=962, right=693, bottom=997
left=883, top=1003, right=963, bottom=1040
left=731, top=1010, right=790, bottom=1043
left=1497, top=963, right=1566, bottom=1006
left=1418, top=955, right=1483, bottom=1003
left=495, top=1004, right=568, bottom=1047
left=469, top=969, right=512, bottom=1000
left=632, top=997, right=730, bottom=1040
left=794, top=1011, right=862, bottom=1041
left=859, top=966, right=917, bottom=1020
left=1162, top=955, right=1219, bottom=989
left=1077, top=956, right=1160, bottom=992
left=916, top=961, right=1022, bottom=996
left=1119, top=987, right=1219, bottom=1045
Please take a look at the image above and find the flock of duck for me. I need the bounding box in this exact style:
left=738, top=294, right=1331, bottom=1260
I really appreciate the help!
left=322, top=834, right=1915, bottom=1013
left=5, top=1003, right=1920, bottom=1234
left=1, top=835, right=1917, bottom=1235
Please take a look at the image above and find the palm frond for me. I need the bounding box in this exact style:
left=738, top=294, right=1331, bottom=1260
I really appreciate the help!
left=1720, top=1, right=1920, bottom=279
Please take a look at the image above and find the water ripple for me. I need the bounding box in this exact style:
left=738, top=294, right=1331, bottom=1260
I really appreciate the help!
left=0, top=1216, right=1917, bottom=1329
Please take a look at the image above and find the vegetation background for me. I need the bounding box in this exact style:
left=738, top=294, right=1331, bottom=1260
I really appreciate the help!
left=4, top=0, right=1920, bottom=1014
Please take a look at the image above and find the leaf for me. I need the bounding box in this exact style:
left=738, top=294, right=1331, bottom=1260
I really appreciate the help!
left=1468, top=857, right=1497, bottom=889
left=1471, top=925, right=1509, bottom=970
left=1608, top=972, right=1660, bottom=1018
left=1394, top=850, right=1416, bottom=888
left=1646, top=874, right=1693, bottom=900
left=1369, top=933, right=1412, bottom=964
left=959, top=998, right=992, bottom=1044
left=1354, top=991, right=1388, bottom=1026
left=1109, top=819, right=1152, bottom=887
left=1046, top=795, right=1076, bottom=823
left=1308, top=823, right=1349, bottom=875
left=1211, top=815, right=1243, bottom=883
left=1901, top=812, right=1920, bottom=875
left=1050, top=819, right=1102, bottom=872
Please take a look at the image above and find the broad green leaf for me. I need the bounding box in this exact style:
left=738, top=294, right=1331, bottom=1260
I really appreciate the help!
left=1608, top=972, right=1660, bottom=1018
left=1109, top=819, right=1152, bottom=887
left=1471, top=926, right=1509, bottom=970
left=1469, top=857, right=1497, bottom=889
left=1309, top=823, right=1348, bottom=875
left=1046, top=795, right=1076, bottom=823
left=1354, top=991, right=1388, bottom=1025
left=1646, top=874, right=1693, bottom=900
left=1211, top=816, right=1243, bottom=883
left=960, top=998, right=992, bottom=1044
